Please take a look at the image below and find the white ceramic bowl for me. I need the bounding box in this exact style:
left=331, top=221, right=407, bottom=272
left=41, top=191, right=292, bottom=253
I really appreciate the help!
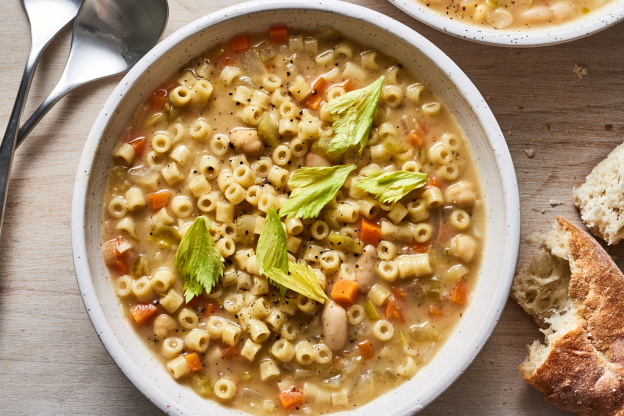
left=389, top=0, right=624, bottom=46
left=72, top=1, right=520, bottom=414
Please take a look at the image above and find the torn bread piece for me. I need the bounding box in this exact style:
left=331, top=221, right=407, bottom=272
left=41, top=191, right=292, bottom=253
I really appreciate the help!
left=573, top=142, right=624, bottom=245
left=512, top=216, right=624, bottom=416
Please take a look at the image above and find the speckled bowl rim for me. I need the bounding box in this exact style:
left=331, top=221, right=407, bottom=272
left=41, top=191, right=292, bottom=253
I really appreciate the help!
left=388, top=0, right=624, bottom=46
left=72, top=1, right=520, bottom=415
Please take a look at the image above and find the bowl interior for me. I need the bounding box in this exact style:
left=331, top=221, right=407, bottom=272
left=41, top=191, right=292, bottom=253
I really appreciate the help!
left=388, top=0, right=624, bottom=46
left=73, top=2, right=519, bottom=415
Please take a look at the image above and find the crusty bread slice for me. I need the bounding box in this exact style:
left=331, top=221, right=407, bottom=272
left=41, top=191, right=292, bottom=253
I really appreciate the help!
left=573, top=142, right=624, bottom=245
left=512, top=216, right=624, bottom=416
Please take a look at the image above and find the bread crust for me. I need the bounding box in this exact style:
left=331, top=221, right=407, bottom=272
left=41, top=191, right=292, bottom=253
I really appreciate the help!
left=520, top=216, right=624, bottom=416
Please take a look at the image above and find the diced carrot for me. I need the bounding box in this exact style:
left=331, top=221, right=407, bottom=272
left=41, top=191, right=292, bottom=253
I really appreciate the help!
left=185, top=352, right=203, bottom=372
left=312, top=76, right=328, bottom=92
left=357, top=340, right=374, bottom=360
left=184, top=295, right=201, bottom=308
left=331, top=279, right=359, bottom=306
left=115, top=258, right=130, bottom=275
left=217, top=52, right=235, bottom=67
left=221, top=346, right=239, bottom=360
left=304, top=76, right=328, bottom=109
left=103, top=238, right=120, bottom=266
left=268, top=25, right=289, bottom=43
left=427, top=304, right=443, bottom=317
left=305, top=94, right=323, bottom=110
left=427, top=177, right=440, bottom=188
left=341, top=79, right=354, bottom=91
left=278, top=387, right=304, bottom=411
left=408, top=130, right=425, bottom=147
left=128, top=137, right=146, bottom=156
left=103, top=237, right=130, bottom=274
left=146, top=89, right=169, bottom=111
left=385, top=299, right=404, bottom=322
left=148, top=190, right=170, bottom=210
left=410, top=242, right=429, bottom=254
left=392, top=287, right=406, bottom=299
left=360, top=219, right=381, bottom=246
left=229, top=34, right=250, bottom=52
left=451, top=281, right=468, bottom=305
left=203, top=302, right=219, bottom=317
left=130, top=303, right=158, bottom=325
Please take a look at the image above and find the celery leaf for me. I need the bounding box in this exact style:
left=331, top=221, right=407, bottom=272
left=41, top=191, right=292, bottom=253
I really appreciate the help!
left=257, top=208, right=288, bottom=295
left=356, top=170, right=428, bottom=203
left=325, top=76, right=385, bottom=155
left=279, top=164, right=356, bottom=219
left=173, top=216, right=224, bottom=302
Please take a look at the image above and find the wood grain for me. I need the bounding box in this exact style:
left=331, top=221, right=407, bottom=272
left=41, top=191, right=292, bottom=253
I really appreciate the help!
left=1, top=0, right=623, bottom=414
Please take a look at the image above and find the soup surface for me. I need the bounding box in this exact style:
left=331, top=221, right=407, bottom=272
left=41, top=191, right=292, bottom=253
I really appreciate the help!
left=416, top=0, right=609, bottom=29
left=101, top=26, right=485, bottom=415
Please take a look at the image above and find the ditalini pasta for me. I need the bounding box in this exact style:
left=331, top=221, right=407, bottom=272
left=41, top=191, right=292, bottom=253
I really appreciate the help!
left=101, top=26, right=485, bottom=415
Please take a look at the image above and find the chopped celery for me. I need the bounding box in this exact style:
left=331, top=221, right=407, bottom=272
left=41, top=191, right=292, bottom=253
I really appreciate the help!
left=363, top=299, right=381, bottom=320
left=327, top=232, right=363, bottom=254
left=311, top=134, right=332, bottom=155
left=582, top=6, right=590, bottom=13
left=111, top=166, right=128, bottom=180
left=257, top=112, right=279, bottom=147
left=409, top=322, right=441, bottom=342
left=257, top=41, right=276, bottom=62
left=191, top=374, right=213, bottom=397
left=165, top=102, right=179, bottom=123
left=382, top=136, right=409, bottom=154
left=239, top=49, right=267, bottom=81
left=132, top=254, right=150, bottom=278
left=425, top=277, right=441, bottom=300
left=149, top=225, right=182, bottom=249
left=236, top=215, right=256, bottom=245
left=241, top=372, right=253, bottom=382
left=397, top=330, right=408, bottom=345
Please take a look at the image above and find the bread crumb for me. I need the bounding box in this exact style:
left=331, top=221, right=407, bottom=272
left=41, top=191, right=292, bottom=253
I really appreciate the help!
left=573, top=64, right=588, bottom=80
left=549, top=199, right=565, bottom=206
left=541, top=209, right=546, bottom=214
left=525, top=148, right=534, bottom=158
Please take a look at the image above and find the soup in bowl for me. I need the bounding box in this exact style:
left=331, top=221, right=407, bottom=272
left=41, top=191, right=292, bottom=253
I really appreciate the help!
left=72, top=1, right=519, bottom=415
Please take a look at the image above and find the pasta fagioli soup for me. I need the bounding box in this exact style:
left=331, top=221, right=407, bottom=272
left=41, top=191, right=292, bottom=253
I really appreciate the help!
left=101, top=25, right=485, bottom=415
left=416, top=0, right=609, bottom=29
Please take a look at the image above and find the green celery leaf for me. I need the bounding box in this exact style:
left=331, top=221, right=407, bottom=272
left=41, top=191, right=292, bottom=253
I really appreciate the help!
left=256, top=208, right=288, bottom=295
left=325, top=76, right=385, bottom=155
left=356, top=170, right=428, bottom=203
left=173, top=216, right=225, bottom=302
left=279, top=165, right=357, bottom=219
left=265, top=262, right=328, bottom=304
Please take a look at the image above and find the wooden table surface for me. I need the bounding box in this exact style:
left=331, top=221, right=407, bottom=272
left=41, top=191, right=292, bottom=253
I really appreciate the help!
left=1, top=0, right=623, bottom=414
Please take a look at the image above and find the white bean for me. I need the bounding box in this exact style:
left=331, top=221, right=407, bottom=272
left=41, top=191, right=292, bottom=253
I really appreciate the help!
left=322, top=301, right=348, bottom=351
left=356, top=245, right=377, bottom=293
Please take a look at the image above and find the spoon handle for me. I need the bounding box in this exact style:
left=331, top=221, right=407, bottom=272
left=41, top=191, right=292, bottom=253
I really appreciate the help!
left=17, top=79, right=71, bottom=147
left=0, top=47, right=42, bottom=232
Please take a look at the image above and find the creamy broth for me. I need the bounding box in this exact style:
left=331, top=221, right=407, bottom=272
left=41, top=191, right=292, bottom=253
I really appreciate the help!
left=417, top=0, right=609, bottom=29
left=101, top=26, right=485, bottom=415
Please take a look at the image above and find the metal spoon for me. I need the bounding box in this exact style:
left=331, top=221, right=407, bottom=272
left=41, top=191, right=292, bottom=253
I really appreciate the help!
left=0, top=0, right=169, bottom=233
left=0, top=0, right=82, bottom=231
left=18, top=0, right=169, bottom=144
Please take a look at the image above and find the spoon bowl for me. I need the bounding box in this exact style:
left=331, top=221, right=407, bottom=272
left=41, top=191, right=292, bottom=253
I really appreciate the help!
left=17, top=0, right=169, bottom=143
